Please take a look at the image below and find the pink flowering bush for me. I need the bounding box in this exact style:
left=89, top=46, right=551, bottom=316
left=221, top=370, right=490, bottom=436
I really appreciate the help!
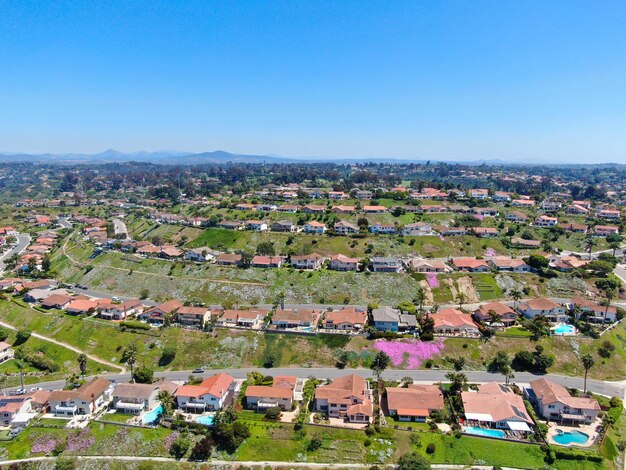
left=31, top=435, right=60, bottom=454
left=373, top=339, right=445, bottom=368
left=66, top=428, right=95, bottom=452
left=484, top=247, right=497, bottom=257
left=426, top=272, right=439, bottom=288
left=164, top=431, right=179, bottom=451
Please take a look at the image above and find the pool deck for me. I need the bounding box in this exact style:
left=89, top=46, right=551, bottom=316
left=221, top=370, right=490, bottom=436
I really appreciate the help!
left=546, top=419, right=600, bottom=447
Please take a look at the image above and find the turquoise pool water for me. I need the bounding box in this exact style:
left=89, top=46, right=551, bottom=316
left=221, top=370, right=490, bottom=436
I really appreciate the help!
left=143, top=404, right=163, bottom=424
left=553, top=430, right=589, bottom=445
left=194, top=414, right=215, bottom=426
left=553, top=324, right=575, bottom=335
left=464, top=426, right=505, bottom=438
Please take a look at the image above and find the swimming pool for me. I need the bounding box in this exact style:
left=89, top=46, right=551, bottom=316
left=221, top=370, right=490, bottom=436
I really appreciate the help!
left=194, top=414, right=215, bottom=426
left=552, top=324, right=575, bottom=335
left=143, top=404, right=163, bottom=424
left=463, top=426, right=505, bottom=438
left=552, top=429, right=589, bottom=445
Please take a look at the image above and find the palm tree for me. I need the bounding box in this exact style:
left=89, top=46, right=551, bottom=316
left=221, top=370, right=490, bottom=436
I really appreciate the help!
left=157, top=390, right=176, bottom=417
left=415, top=287, right=426, bottom=313
left=604, top=288, right=617, bottom=322
left=501, top=365, right=514, bottom=386
left=445, top=372, right=468, bottom=394
left=511, top=290, right=522, bottom=310
left=585, top=236, right=596, bottom=260
left=456, top=292, right=466, bottom=310
left=77, top=353, right=88, bottom=378
left=581, top=354, right=594, bottom=393
left=125, top=346, right=138, bottom=383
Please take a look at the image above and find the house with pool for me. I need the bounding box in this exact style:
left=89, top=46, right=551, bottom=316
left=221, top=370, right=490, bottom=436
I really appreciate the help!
left=461, top=382, right=534, bottom=438
left=385, top=384, right=444, bottom=422
left=112, top=380, right=179, bottom=415
left=525, top=378, right=600, bottom=425
left=518, top=298, right=568, bottom=322
left=175, top=373, right=235, bottom=413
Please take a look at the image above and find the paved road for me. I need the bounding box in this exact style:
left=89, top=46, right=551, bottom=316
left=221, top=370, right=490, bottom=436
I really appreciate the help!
left=4, top=367, right=625, bottom=400
left=66, top=286, right=157, bottom=307
left=0, top=233, right=31, bottom=274
left=57, top=217, right=73, bottom=229
left=112, top=218, right=128, bottom=237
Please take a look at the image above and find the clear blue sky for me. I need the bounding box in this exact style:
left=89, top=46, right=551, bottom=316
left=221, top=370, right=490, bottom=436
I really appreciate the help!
left=2, top=0, right=626, bottom=163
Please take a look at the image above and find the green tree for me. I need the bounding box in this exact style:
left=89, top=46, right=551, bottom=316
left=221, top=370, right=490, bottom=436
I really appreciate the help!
left=397, top=452, right=431, bottom=470
left=371, top=351, right=390, bottom=379
left=133, top=365, right=154, bottom=384
left=414, top=286, right=426, bottom=312
left=77, top=353, right=88, bottom=377
left=607, top=233, right=623, bottom=256
left=0, top=327, right=9, bottom=342
left=169, top=436, right=191, bottom=459
left=122, top=344, right=138, bottom=381
left=14, top=329, right=31, bottom=346
left=159, top=346, right=177, bottom=366
left=256, top=242, right=276, bottom=256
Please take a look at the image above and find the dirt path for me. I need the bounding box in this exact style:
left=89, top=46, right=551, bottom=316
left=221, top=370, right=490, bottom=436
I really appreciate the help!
left=0, top=319, right=126, bottom=374
left=60, top=233, right=269, bottom=287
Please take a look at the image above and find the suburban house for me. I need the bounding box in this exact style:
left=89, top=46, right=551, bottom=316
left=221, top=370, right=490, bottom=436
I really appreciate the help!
left=217, top=220, right=244, bottom=230
left=0, top=341, right=14, bottom=364
left=112, top=383, right=160, bottom=415
left=526, top=378, right=600, bottom=424
left=175, top=373, right=235, bottom=413
left=492, top=191, right=512, bottom=202
left=511, top=199, right=535, bottom=207
left=252, top=255, right=285, bottom=268
left=597, top=209, right=621, bottom=220
left=271, top=220, right=298, bottom=233
left=48, top=377, right=113, bottom=417
left=559, top=223, right=588, bottom=234
left=216, top=309, right=268, bottom=328
left=472, top=227, right=499, bottom=238
left=438, top=226, right=468, bottom=237
left=594, top=225, right=620, bottom=236
left=370, top=223, right=396, bottom=234
left=474, top=207, right=498, bottom=217
left=271, top=309, right=321, bottom=330
left=371, top=307, right=416, bottom=332
left=385, top=384, right=444, bottom=422
left=370, top=257, right=402, bottom=273
left=290, top=253, right=326, bottom=270
left=246, top=220, right=269, bottom=232
left=402, top=222, right=435, bottom=236
left=216, top=253, right=243, bottom=266
left=302, top=221, right=327, bottom=234
left=432, top=308, right=481, bottom=336
left=363, top=205, right=387, bottom=213
left=534, top=215, right=558, bottom=227
left=473, top=302, right=518, bottom=327
left=302, top=204, right=326, bottom=214
left=100, top=299, right=143, bottom=320
left=541, top=201, right=562, bottom=212
left=65, top=298, right=104, bottom=315
left=323, top=307, right=368, bottom=331
left=488, top=257, right=531, bottom=272
left=570, top=296, right=616, bottom=323
left=551, top=255, right=590, bottom=272
left=506, top=211, right=529, bottom=223
left=177, top=306, right=212, bottom=328
left=328, top=254, right=360, bottom=271
left=451, top=258, right=490, bottom=272
left=138, top=300, right=183, bottom=325
left=469, top=189, right=489, bottom=200
left=518, top=298, right=568, bottom=322
left=404, top=258, right=451, bottom=273
left=245, top=376, right=297, bottom=411
left=332, top=205, right=356, bottom=214
left=334, top=221, right=360, bottom=235
left=567, top=204, right=590, bottom=215
left=462, top=382, right=534, bottom=434
left=0, top=396, right=35, bottom=427
left=40, top=293, right=72, bottom=309
left=314, top=374, right=373, bottom=423
left=185, top=247, right=219, bottom=263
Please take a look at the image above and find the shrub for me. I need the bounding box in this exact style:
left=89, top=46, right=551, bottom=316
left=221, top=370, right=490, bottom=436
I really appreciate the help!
left=14, top=329, right=31, bottom=346
left=264, top=406, right=282, bottom=421
left=426, top=442, right=436, bottom=454
left=308, top=436, right=323, bottom=451
left=158, top=346, right=176, bottom=366
left=120, top=321, right=150, bottom=331
left=364, top=438, right=372, bottom=447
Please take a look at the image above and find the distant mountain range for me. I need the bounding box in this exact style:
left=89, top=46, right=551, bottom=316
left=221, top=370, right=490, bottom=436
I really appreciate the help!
left=0, top=149, right=621, bottom=167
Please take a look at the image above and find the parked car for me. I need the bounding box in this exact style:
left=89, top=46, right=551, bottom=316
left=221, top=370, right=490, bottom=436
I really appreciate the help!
left=192, top=368, right=205, bottom=374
